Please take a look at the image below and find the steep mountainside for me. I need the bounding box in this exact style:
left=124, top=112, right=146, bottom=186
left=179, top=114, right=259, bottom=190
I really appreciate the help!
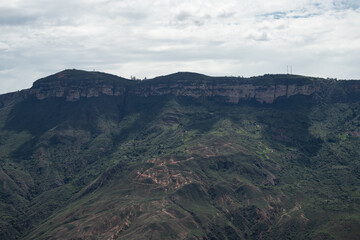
left=0, top=70, right=360, bottom=239
left=3, top=69, right=331, bottom=104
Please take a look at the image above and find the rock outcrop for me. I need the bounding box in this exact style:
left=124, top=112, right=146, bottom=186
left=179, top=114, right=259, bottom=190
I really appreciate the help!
left=29, top=70, right=130, bottom=102
left=1, top=69, right=360, bottom=106
left=132, top=77, right=321, bottom=104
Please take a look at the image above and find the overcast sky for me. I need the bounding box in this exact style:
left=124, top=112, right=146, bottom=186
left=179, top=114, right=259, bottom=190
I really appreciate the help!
left=1, top=0, right=360, bottom=94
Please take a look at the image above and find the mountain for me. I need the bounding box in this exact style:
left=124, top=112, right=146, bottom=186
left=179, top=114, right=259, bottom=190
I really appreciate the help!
left=0, top=69, right=360, bottom=239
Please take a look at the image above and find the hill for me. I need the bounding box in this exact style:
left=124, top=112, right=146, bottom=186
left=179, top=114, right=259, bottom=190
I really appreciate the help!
left=0, top=70, right=360, bottom=239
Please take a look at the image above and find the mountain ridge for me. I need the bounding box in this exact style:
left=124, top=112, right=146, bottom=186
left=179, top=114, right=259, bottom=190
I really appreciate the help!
left=2, top=69, right=359, bottom=105
left=0, top=69, right=360, bottom=239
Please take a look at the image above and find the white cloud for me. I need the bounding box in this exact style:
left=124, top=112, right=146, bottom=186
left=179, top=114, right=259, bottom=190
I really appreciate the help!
left=0, top=0, right=360, bottom=93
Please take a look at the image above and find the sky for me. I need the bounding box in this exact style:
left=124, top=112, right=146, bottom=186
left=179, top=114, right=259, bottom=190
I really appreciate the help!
left=1, top=0, right=360, bottom=94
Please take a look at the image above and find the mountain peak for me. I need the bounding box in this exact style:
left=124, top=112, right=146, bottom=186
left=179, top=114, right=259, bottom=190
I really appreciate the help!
left=25, top=69, right=327, bottom=103
left=33, top=69, right=128, bottom=87
left=1, top=69, right=359, bottom=105
left=2, top=69, right=360, bottom=239
left=153, top=71, right=209, bottom=79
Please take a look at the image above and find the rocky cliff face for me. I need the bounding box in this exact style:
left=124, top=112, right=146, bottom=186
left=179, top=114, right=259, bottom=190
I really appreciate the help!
left=29, top=80, right=128, bottom=102
left=29, top=70, right=130, bottom=102
left=25, top=70, right=328, bottom=104
left=2, top=69, right=359, bottom=106
left=133, top=79, right=321, bottom=104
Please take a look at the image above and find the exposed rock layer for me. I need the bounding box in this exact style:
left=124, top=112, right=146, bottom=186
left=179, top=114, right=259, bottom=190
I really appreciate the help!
left=2, top=69, right=360, bottom=106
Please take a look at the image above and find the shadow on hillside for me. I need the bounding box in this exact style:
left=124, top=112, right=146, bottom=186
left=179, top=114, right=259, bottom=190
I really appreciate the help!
left=177, top=94, right=323, bottom=163
left=5, top=94, right=323, bottom=164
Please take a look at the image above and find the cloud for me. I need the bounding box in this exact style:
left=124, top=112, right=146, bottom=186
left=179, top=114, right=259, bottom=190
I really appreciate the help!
left=0, top=8, right=37, bottom=25
left=0, top=0, right=360, bottom=94
left=247, top=32, right=271, bottom=41
left=217, top=11, right=235, bottom=19
left=175, top=11, right=192, bottom=21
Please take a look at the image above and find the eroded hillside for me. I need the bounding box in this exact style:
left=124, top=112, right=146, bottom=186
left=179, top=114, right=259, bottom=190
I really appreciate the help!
left=0, top=70, right=360, bottom=239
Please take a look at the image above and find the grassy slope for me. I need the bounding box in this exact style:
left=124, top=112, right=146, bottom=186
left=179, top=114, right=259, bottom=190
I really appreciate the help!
left=0, top=88, right=359, bottom=239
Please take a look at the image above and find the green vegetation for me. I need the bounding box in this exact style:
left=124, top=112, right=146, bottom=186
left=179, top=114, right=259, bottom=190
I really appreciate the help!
left=0, top=73, right=359, bottom=239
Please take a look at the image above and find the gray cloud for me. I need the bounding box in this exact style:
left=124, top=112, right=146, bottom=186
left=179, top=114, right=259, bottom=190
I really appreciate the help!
left=176, top=11, right=192, bottom=21
left=217, top=11, right=235, bottom=19
left=247, top=32, right=270, bottom=41
left=0, top=8, right=37, bottom=25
